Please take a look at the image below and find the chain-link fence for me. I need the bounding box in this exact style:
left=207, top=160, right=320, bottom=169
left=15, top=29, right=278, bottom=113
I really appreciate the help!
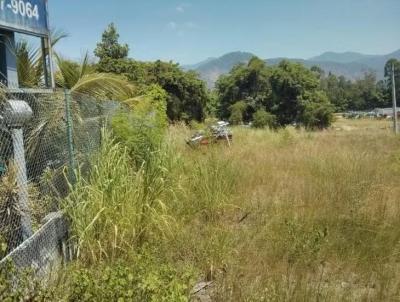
left=0, top=87, right=121, bottom=273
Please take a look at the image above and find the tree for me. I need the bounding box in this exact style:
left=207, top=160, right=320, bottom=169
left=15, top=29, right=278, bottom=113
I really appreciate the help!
left=311, top=65, right=325, bottom=79
left=351, top=72, right=386, bottom=109
left=55, top=53, right=133, bottom=98
left=216, top=59, right=334, bottom=129
left=269, top=60, right=320, bottom=125
left=144, top=60, right=209, bottom=122
left=27, top=53, right=135, bottom=173
left=319, top=71, right=388, bottom=111
left=384, top=59, right=400, bottom=104
left=320, top=73, right=352, bottom=111
left=93, top=24, right=210, bottom=122
left=216, top=56, right=271, bottom=119
left=94, top=23, right=129, bottom=62
left=15, top=30, right=68, bottom=88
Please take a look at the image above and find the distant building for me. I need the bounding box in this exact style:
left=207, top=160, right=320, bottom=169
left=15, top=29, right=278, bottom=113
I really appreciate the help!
left=374, top=108, right=400, bottom=117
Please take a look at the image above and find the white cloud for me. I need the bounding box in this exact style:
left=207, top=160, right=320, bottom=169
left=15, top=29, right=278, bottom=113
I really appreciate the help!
left=184, top=22, right=197, bottom=29
left=167, top=21, right=177, bottom=30
left=176, top=3, right=191, bottom=13
left=166, top=20, right=197, bottom=37
left=176, top=5, right=185, bottom=13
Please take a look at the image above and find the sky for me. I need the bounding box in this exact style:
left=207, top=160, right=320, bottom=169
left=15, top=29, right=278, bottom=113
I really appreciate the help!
left=47, top=0, right=400, bottom=65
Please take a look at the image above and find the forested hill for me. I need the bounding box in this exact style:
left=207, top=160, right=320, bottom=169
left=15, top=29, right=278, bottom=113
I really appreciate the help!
left=184, top=50, right=400, bottom=88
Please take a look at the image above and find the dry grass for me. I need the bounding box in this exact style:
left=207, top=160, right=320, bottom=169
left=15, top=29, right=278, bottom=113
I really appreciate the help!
left=55, top=118, right=400, bottom=301
left=163, top=118, right=400, bottom=301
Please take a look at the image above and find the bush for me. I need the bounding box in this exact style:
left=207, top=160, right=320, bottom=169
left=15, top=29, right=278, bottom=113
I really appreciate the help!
left=66, top=253, right=194, bottom=302
left=252, top=109, right=276, bottom=129
left=229, top=101, right=247, bottom=125
left=300, top=91, right=334, bottom=129
left=112, top=84, right=168, bottom=167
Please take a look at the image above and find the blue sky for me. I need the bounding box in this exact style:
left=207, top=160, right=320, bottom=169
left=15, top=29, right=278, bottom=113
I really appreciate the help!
left=48, top=0, right=400, bottom=64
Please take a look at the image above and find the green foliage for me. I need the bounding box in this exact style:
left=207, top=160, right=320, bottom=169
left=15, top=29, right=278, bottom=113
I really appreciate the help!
left=252, top=109, right=277, bottom=129
left=146, top=61, right=208, bottom=122
left=283, top=219, right=328, bottom=265
left=320, top=71, right=389, bottom=111
left=205, top=91, right=219, bottom=118
left=229, top=101, right=247, bottom=125
left=94, top=23, right=129, bottom=62
left=63, top=128, right=173, bottom=263
left=112, top=84, right=168, bottom=166
left=216, top=56, right=271, bottom=120
left=67, top=254, right=194, bottom=302
left=93, top=24, right=211, bottom=122
left=15, top=30, right=68, bottom=88
left=0, top=261, right=56, bottom=301
left=300, top=91, right=335, bottom=129
left=384, top=59, right=400, bottom=104
left=269, top=60, right=320, bottom=126
left=217, top=58, right=334, bottom=129
left=184, top=152, right=237, bottom=221
left=96, top=58, right=209, bottom=122
left=55, top=53, right=133, bottom=100
left=0, top=167, right=23, bottom=256
left=15, top=40, right=41, bottom=88
left=320, top=73, right=352, bottom=111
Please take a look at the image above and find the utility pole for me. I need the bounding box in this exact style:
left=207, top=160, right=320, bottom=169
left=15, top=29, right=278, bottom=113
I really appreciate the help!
left=392, top=63, right=398, bottom=134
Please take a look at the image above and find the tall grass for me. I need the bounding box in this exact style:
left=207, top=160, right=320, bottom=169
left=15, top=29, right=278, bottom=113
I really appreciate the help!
left=164, top=121, right=400, bottom=301
left=63, top=129, right=173, bottom=263
left=48, top=119, right=400, bottom=301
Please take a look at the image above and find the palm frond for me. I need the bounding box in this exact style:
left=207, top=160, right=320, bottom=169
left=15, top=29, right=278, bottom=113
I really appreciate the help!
left=72, top=73, right=135, bottom=100
left=55, top=53, right=135, bottom=100
left=0, top=82, right=6, bottom=103
left=15, top=40, right=42, bottom=87
left=13, top=28, right=67, bottom=88
left=55, top=53, right=81, bottom=89
left=50, top=29, right=69, bottom=46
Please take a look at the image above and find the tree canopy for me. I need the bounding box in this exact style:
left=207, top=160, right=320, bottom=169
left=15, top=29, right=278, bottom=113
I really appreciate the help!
left=216, top=57, right=334, bottom=128
left=384, top=59, right=400, bottom=103
left=93, top=25, right=209, bottom=122
left=94, top=23, right=129, bottom=62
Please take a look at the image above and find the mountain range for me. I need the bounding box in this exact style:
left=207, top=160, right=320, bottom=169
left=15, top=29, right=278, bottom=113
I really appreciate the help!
left=183, top=49, right=400, bottom=88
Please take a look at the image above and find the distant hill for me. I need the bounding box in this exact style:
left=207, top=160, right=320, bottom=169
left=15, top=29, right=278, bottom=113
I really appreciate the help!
left=184, top=49, right=400, bottom=88
left=309, top=51, right=374, bottom=63
left=183, top=52, right=254, bottom=87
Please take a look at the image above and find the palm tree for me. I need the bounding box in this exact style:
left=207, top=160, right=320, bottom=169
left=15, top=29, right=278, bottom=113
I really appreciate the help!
left=55, top=52, right=135, bottom=98
left=15, top=30, right=68, bottom=88
left=26, top=52, right=136, bottom=185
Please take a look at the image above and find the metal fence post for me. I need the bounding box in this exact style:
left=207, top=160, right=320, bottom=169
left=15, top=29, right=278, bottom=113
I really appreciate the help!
left=64, top=89, right=76, bottom=183
left=11, top=128, right=33, bottom=240
left=4, top=100, right=34, bottom=241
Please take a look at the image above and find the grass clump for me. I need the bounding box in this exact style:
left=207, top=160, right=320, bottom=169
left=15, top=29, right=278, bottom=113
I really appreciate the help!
left=63, top=129, right=173, bottom=263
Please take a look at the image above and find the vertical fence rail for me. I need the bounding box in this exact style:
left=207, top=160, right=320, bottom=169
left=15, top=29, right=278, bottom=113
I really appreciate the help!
left=64, top=89, right=76, bottom=183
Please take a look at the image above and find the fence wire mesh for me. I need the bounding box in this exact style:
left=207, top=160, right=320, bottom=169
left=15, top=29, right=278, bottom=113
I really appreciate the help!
left=0, top=87, right=122, bottom=270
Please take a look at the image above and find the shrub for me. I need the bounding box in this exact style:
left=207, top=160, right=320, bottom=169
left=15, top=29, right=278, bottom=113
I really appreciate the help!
left=229, top=101, right=247, bottom=125
left=300, top=91, right=334, bottom=129
left=112, top=84, right=168, bottom=167
left=66, top=253, right=194, bottom=302
left=0, top=261, right=56, bottom=301
left=252, top=109, right=276, bottom=129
